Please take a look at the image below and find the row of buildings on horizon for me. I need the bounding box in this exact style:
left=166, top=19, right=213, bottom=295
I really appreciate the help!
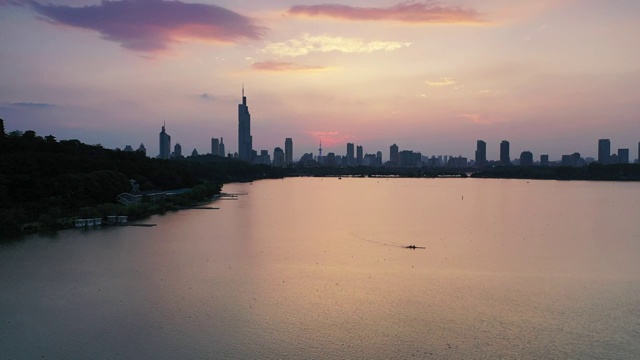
left=121, top=88, right=640, bottom=168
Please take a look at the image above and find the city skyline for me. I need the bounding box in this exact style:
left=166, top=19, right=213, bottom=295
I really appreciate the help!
left=1, top=1, right=639, bottom=159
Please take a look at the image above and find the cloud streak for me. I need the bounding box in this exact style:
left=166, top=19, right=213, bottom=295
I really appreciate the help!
left=12, top=0, right=265, bottom=52
left=3, top=102, right=55, bottom=108
left=261, top=34, right=411, bottom=57
left=252, top=61, right=326, bottom=72
left=288, top=2, right=484, bottom=24
left=426, top=77, right=456, bottom=87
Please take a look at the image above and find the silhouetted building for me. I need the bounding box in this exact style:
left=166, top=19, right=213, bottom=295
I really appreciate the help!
left=285, top=138, right=293, bottom=164
left=376, top=151, right=382, bottom=166
left=317, top=141, right=323, bottom=163
left=570, top=152, right=583, bottom=167
left=448, top=156, right=467, bottom=168
left=238, top=86, right=252, bottom=162
left=211, top=138, right=219, bottom=156
left=363, top=154, right=377, bottom=167
left=137, top=143, right=146, bottom=156
left=191, top=148, right=198, bottom=157
left=346, top=143, right=355, bottom=166
left=256, top=150, right=270, bottom=165
left=475, top=140, right=487, bottom=167
left=638, top=141, right=640, bottom=163
left=540, top=154, right=549, bottom=166
left=399, top=150, right=421, bottom=167
left=598, top=139, right=610, bottom=164
left=561, top=155, right=572, bottom=167
left=123, top=145, right=133, bottom=152
left=356, top=145, right=363, bottom=165
left=273, top=147, right=284, bottom=166
left=299, top=153, right=315, bottom=165
left=389, top=144, right=399, bottom=165
left=326, top=152, right=336, bottom=166
left=520, top=151, right=533, bottom=166
left=159, top=123, right=171, bottom=159
left=500, top=140, right=510, bottom=165
left=618, top=148, right=629, bottom=164
left=173, top=143, right=182, bottom=158
left=219, top=137, right=225, bottom=157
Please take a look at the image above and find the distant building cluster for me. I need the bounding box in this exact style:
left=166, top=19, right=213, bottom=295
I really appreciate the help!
left=122, top=89, right=640, bottom=169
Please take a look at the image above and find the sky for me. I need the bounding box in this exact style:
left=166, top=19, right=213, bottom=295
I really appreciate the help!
left=1, top=0, right=639, bottom=161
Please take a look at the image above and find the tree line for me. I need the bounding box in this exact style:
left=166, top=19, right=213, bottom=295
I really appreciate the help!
left=0, top=121, right=285, bottom=239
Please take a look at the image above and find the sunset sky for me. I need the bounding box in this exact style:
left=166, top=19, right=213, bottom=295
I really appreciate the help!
left=1, top=0, right=639, bottom=161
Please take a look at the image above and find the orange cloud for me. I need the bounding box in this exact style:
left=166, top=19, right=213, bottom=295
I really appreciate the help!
left=288, top=2, right=485, bottom=24
left=252, top=61, right=327, bottom=72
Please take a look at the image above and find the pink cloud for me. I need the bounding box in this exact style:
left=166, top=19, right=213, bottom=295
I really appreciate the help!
left=16, top=0, right=266, bottom=52
left=252, top=61, right=326, bottom=72
left=288, top=2, right=485, bottom=24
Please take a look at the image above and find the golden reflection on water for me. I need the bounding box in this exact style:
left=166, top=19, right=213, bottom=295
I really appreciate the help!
left=2, top=178, right=640, bottom=359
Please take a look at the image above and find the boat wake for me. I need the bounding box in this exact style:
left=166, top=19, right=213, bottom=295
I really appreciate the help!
left=350, top=233, right=425, bottom=249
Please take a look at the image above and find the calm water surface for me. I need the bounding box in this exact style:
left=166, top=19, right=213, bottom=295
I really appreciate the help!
left=1, top=178, right=640, bottom=359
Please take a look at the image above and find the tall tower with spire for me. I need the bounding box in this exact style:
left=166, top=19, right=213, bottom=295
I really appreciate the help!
left=318, top=140, right=323, bottom=163
left=238, top=85, right=253, bottom=162
left=159, top=122, right=171, bottom=159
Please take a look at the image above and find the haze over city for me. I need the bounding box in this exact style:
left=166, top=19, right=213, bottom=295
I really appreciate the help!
left=1, top=0, right=639, bottom=160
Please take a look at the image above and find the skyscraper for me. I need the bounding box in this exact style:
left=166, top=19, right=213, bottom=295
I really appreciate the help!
left=159, top=123, right=171, bottom=159
left=285, top=138, right=293, bottom=164
left=638, top=141, right=640, bottom=163
left=540, top=154, right=549, bottom=166
left=238, top=86, right=252, bottom=162
left=598, top=139, right=610, bottom=164
left=475, top=140, right=486, bottom=167
left=346, top=143, right=355, bottom=166
left=356, top=145, right=363, bottom=165
left=500, top=140, right=510, bottom=165
left=273, top=147, right=284, bottom=166
left=318, top=141, right=323, bottom=163
left=390, top=144, right=399, bottom=165
left=137, top=143, right=146, bottom=156
left=211, top=138, right=219, bottom=156
left=520, top=151, right=533, bottom=166
left=173, top=143, right=182, bottom=158
left=219, top=137, right=225, bottom=157
left=618, top=148, right=629, bottom=164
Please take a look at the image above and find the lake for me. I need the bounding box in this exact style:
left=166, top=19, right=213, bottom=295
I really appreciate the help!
left=1, top=178, right=640, bottom=359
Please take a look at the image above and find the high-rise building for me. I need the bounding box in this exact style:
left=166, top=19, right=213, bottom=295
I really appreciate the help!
left=137, top=143, right=146, bottom=156
left=318, top=141, right=323, bottom=163
left=211, top=138, right=220, bottom=156
left=356, top=145, right=363, bottom=165
left=475, top=140, right=487, bottom=167
left=598, top=139, right=610, bottom=164
left=285, top=138, right=293, bottom=164
left=173, top=143, right=182, bottom=158
left=540, top=154, right=549, bottom=166
left=618, top=148, right=629, bottom=164
left=346, top=143, right=355, bottom=166
left=390, top=144, right=399, bottom=165
left=638, top=141, right=640, bottom=163
left=238, top=86, right=252, bottom=162
left=159, top=123, right=171, bottom=159
left=376, top=151, right=382, bottom=166
left=326, top=152, right=336, bottom=166
left=273, top=147, right=285, bottom=166
left=500, top=140, right=510, bottom=165
left=520, top=151, right=533, bottom=166
left=219, top=137, right=225, bottom=157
